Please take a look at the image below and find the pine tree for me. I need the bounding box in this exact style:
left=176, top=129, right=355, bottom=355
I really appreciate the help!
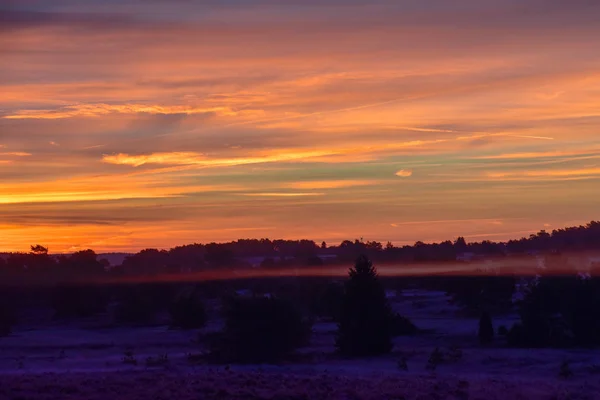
left=336, top=255, right=393, bottom=356
left=479, top=311, right=494, bottom=344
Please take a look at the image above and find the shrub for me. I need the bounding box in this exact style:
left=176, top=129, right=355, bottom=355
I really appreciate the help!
left=336, top=255, right=393, bottom=357
left=51, top=284, right=108, bottom=319
left=445, top=275, right=515, bottom=314
left=145, top=353, right=169, bottom=367
left=497, top=325, right=508, bottom=336
left=478, top=311, right=494, bottom=344
left=559, top=361, right=573, bottom=379
left=122, top=348, right=137, bottom=365
left=397, top=356, right=408, bottom=371
left=508, top=276, right=600, bottom=348
left=309, top=282, right=344, bottom=320
left=447, top=346, right=463, bottom=362
left=211, top=296, right=311, bottom=363
left=426, top=347, right=444, bottom=370
left=115, top=286, right=157, bottom=324
left=169, top=286, right=207, bottom=329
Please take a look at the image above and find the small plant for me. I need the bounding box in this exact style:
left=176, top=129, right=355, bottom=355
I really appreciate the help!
left=497, top=325, right=508, bottom=336
left=559, top=361, right=573, bottom=379
left=145, top=353, right=169, bottom=367
left=187, top=352, right=204, bottom=364
left=447, top=346, right=463, bottom=362
left=397, top=356, right=408, bottom=371
left=122, top=348, right=137, bottom=366
left=426, top=347, right=444, bottom=371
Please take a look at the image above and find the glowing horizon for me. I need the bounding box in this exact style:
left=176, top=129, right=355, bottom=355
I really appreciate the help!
left=2, top=1, right=600, bottom=252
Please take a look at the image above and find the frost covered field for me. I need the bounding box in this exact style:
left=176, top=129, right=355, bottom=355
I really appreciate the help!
left=2, top=290, right=600, bottom=399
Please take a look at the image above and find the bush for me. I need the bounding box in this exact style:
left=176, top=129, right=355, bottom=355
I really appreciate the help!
left=445, top=275, right=515, bottom=314
left=122, top=348, right=137, bottom=365
left=508, top=276, right=600, bottom=348
left=497, top=325, right=508, bottom=336
left=426, top=347, right=444, bottom=370
left=115, top=286, right=158, bottom=324
left=169, top=286, right=207, bottom=329
left=391, top=313, right=418, bottom=336
left=211, top=296, right=311, bottom=363
left=559, top=360, right=573, bottom=379
left=478, top=311, right=494, bottom=344
left=145, top=353, right=169, bottom=367
left=52, top=284, right=108, bottom=319
left=336, top=255, right=393, bottom=356
left=309, top=282, right=344, bottom=320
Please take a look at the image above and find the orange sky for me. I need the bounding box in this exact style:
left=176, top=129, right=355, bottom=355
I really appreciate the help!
left=2, top=1, right=600, bottom=252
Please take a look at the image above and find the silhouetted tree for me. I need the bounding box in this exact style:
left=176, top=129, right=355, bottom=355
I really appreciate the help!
left=479, top=311, right=494, bottom=344
left=30, top=244, right=48, bottom=255
left=169, top=286, right=207, bottom=329
left=507, top=276, right=600, bottom=348
left=454, top=237, right=468, bottom=253
left=211, top=296, right=311, bottom=363
left=336, top=255, right=393, bottom=356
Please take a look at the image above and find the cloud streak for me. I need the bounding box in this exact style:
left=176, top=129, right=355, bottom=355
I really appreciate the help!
left=3, top=104, right=243, bottom=119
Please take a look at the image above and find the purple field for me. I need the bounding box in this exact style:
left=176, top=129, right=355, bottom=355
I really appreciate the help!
left=2, top=289, right=600, bottom=399
left=3, top=367, right=599, bottom=400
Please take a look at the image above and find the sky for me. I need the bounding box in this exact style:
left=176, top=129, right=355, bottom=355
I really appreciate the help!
left=1, top=0, right=600, bottom=253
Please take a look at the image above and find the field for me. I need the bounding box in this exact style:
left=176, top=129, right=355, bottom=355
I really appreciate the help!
left=2, top=288, right=600, bottom=399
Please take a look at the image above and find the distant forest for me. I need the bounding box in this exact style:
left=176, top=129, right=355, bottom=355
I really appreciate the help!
left=1, top=221, right=599, bottom=285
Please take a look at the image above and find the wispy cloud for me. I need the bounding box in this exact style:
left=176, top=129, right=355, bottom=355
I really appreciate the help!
left=473, top=149, right=600, bottom=160
left=0, top=152, right=31, bottom=157
left=102, top=150, right=339, bottom=168
left=3, top=104, right=245, bottom=119
left=488, top=167, right=600, bottom=178
left=390, top=218, right=509, bottom=226
left=282, top=180, right=380, bottom=190
left=0, top=176, right=243, bottom=205
left=102, top=138, right=454, bottom=169
left=240, top=192, right=325, bottom=197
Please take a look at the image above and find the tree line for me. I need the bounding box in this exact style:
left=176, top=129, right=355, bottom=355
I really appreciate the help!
left=1, top=221, right=600, bottom=284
